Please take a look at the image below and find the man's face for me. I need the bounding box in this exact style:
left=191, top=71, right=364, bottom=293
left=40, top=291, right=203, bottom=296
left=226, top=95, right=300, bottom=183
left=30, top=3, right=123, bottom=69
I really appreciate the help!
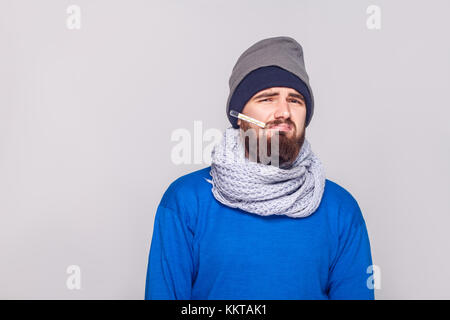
left=237, top=87, right=306, bottom=167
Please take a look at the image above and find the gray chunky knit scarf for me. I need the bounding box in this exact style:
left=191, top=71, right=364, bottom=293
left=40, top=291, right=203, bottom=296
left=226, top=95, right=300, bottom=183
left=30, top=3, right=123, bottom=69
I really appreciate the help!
left=205, top=127, right=326, bottom=218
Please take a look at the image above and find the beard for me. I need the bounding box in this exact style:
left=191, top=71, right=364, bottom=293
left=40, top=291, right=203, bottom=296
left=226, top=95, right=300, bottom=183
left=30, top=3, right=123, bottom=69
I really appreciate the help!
left=239, top=119, right=305, bottom=168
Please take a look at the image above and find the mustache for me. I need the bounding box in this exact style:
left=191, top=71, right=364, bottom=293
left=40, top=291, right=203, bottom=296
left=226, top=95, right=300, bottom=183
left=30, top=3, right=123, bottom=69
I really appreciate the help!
left=266, top=119, right=296, bottom=130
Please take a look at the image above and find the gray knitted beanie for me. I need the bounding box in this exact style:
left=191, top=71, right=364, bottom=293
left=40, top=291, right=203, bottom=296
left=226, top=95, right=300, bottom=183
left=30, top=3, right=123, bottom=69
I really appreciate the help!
left=226, top=36, right=315, bottom=128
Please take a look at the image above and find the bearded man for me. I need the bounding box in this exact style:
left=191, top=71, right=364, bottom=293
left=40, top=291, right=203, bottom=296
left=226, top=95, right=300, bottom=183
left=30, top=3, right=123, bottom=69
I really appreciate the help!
left=145, top=36, right=374, bottom=300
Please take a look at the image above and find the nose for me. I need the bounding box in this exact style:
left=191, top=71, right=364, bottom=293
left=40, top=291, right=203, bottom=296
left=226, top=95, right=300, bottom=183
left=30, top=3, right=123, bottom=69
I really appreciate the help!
left=274, top=100, right=291, bottom=121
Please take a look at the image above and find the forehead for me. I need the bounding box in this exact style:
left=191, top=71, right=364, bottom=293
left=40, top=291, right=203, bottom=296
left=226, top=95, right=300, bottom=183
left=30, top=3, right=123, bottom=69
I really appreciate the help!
left=255, top=87, right=300, bottom=95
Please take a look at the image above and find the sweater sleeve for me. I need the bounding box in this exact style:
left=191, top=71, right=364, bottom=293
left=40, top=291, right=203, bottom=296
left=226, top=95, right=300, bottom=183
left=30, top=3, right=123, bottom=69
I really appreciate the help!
left=145, top=204, right=195, bottom=300
left=327, top=200, right=375, bottom=300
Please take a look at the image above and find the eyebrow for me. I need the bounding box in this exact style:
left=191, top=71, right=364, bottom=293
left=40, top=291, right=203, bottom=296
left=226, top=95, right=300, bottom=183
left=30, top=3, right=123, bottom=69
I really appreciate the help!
left=251, top=91, right=305, bottom=102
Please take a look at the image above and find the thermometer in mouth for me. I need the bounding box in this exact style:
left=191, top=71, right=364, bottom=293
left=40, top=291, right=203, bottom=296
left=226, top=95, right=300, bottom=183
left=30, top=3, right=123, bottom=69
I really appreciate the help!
left=229, top=110, right=266, bottom=128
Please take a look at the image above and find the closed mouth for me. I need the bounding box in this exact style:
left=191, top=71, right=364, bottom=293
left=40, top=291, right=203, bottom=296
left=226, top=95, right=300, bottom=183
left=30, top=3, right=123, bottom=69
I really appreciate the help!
left=268, top=124, right=291, bottom=131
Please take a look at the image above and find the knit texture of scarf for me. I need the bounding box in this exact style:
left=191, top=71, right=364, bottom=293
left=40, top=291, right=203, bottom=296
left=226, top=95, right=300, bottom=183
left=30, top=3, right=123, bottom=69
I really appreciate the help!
left=205, top=127, right=326, bottom=218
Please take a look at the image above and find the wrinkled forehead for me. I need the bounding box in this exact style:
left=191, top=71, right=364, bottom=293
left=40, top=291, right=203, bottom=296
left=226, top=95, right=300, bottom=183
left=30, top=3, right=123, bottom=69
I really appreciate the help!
left=250, top=87, right=305, bottom=100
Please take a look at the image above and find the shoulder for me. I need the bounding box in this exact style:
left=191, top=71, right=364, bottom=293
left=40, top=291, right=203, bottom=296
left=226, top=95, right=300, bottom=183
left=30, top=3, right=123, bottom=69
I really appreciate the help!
left=158, top=166, right=212, bottom=213
left=323, top=179, right=358, bottom=207
left=322, top=178, right=366, bottom=227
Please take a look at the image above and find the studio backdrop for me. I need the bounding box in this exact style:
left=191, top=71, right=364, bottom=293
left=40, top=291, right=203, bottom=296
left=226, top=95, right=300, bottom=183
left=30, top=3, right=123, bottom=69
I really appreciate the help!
left=1, top=0, right=449, bottom=299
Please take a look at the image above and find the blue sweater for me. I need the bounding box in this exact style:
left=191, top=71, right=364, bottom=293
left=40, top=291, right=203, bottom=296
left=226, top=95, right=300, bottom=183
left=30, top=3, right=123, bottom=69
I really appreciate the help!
left=145, top=167, right=374, bottom=300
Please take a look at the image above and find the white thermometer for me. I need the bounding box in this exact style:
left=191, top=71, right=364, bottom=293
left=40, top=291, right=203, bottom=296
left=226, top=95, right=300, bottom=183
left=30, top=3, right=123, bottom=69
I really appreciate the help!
left=229, top=110, right=266, bottom=128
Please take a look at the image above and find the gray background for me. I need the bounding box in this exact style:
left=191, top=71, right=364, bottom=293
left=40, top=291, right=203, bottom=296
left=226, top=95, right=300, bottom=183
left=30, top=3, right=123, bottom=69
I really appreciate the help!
left=1, top=0, right=449, bottom=299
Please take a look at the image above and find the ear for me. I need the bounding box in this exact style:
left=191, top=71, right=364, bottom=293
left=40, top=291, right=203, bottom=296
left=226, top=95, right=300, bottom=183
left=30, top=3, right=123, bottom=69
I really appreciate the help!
left=237, top=118, right=241, bottom=126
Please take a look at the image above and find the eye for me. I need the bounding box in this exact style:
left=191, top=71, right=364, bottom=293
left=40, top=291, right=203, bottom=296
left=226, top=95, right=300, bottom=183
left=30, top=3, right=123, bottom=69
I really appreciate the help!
left=289, top=99, right=302, bottom=104
left=259, top=98, right=273, bottom=102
